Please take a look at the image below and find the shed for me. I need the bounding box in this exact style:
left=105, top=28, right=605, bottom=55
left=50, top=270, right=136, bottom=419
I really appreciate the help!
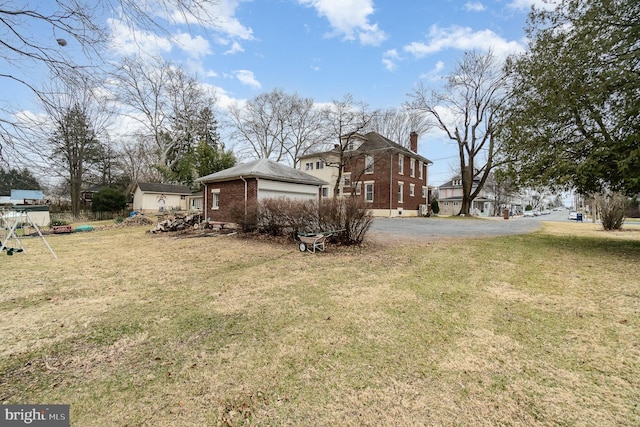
left=197, top=159, right=327, bottom=222
left=132, top=182, right=192, bottom=213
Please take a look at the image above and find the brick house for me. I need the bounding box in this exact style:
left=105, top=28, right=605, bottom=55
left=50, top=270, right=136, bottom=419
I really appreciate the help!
left=299, top=131, right=433, bottom=217
left=197, top=158, right=327, bottom=222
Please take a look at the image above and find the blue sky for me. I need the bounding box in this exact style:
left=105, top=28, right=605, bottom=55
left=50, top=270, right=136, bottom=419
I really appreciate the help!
left=5, top=0, right=554, bottom=186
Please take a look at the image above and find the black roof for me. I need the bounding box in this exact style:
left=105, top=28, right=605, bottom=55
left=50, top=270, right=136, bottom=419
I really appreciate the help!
left=136, top=182, right=192, bottom=195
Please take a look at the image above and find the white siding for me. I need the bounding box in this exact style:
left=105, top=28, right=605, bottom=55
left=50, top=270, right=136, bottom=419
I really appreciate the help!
left=257, top=179, right=319, bottom=201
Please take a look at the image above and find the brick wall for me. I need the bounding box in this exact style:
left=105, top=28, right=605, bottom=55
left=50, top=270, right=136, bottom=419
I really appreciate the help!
left=203, top=178, right=258, bottom=222
left=344, top=151, right=428, bottom=211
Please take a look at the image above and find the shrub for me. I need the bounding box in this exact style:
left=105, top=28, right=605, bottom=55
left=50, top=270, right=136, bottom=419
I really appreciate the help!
left=91, top=188, right=127, bottom=212
left=258, top=198, right=318, bottom=238
left=431, top=199, right=440, bottom=215
left=228, top=199, right=259, bottom=232
left=230, top=197, right=372, bottom=245
left=49, top=219, right=69, bottom=227
left=318, top=197, right=373, bottom=245
left=595, top=192, right=626, bottom=231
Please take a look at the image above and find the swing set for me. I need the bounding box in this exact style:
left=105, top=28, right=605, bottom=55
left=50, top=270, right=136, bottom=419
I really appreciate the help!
left=0, top=208, right=57, bottom=258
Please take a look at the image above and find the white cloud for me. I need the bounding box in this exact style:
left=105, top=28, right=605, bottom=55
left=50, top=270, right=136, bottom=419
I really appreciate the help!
left=108, top=18, right=173, bottom=57
left=224, top=41, right=244, bottom=55
left=507, top=0, right=558, bottom=11
left=234, top=70, right=261, bottom=88
left=167, top=0, right=254, bottom=40
left=419, top=60, right=445, bottom=82
left=297, top=0, right=387, bottom=46
left=382, top=49, right=401, bottom=71
left=404, top=25, right=525, bottom=59
left=464, top=2, right=485, bottom=12
left=174, top=32, right=212, bottom=58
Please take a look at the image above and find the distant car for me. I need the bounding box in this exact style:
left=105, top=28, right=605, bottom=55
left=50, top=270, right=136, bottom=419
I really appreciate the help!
left=568, top=211, right=578, bottom=220
left=524, top=210, right=535, bottom=217
left=541, top=209, right=551, bottom=215
left=534, top=210, right=541, bottom=216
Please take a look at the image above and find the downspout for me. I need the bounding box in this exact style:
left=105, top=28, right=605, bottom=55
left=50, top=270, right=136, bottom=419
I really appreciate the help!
left=204, top=183, right=208, bottom=220
left=389, top=152, right=393, bottom=218
left=240, top=176, right=248, bottom=217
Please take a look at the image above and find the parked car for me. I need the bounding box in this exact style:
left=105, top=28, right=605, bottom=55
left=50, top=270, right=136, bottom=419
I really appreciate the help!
left=541, top=209, right=551, bottom=215
left=568, top=211, right=578, bottom=220
left=524, top=210, right=535, bottom=217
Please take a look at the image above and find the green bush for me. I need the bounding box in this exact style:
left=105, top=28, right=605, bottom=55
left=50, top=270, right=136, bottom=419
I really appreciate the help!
left=431, top=199, right=440, bottom=215
left=91, top=188, right=127, bottom=213
left=49, top=219, right=69, bottom=226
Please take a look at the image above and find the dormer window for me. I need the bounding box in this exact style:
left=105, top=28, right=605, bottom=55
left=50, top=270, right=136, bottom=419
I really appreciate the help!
left=342, top=137, right=363, bottom=151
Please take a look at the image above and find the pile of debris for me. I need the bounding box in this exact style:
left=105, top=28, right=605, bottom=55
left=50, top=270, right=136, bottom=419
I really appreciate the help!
left=150, top=213, right=204, bottom=233
left=119, top=214, right=155, bottom=227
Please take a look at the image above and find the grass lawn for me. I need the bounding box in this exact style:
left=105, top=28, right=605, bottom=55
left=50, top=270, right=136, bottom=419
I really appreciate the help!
left=1, top=222, right=639, bottom=426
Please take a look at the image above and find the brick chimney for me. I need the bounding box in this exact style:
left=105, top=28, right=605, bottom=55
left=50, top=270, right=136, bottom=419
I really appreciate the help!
left=410, top=132, right=418, bottom=152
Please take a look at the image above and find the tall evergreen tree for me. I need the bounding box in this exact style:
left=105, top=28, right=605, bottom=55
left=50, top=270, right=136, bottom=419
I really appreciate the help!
left=0, top=168, right=41, bottom=194
left=501, top=0, right=640, bottom=196
left=49, top=104, right=101, bottom=217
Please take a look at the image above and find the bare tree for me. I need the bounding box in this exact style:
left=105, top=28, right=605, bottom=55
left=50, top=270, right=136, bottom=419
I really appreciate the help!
left=410, top=50, right=509, bottom=215
left=365, top=107, right=431, bottom=149
left=116, top=135, right=164, bottom=193
left=228, top=88, right=327, bottom=167
left=112, top=56, right=216, bottom=177
left=8, top=73, right=122, bottom=214
left=0, top=0, right=219, bottom=154
left=319, top=94, right=377, bottom=198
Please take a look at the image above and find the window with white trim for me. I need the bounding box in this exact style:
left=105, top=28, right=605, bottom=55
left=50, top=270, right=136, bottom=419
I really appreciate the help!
left=364, top=182, right=374, bottom=202
left=321, top=187, right=328, bottom=198
left=343, top=173, right=351, bottom=187
left=398, top=154, right=404, bottom=174
left=211, top=189, right=220, bottom=210
left=305, top=162, right=313, bottom=170
left=409, top=183, right=415, bottom=197
left=365, top=155, right=374, bottom=174
left=410, top=159, right=415, bottom=177
left=419, top=161, right=424, bottom=180
left=316, top=161, right=324, bottom=169
left=422, top=186, right=427, bottom=198
left=398, top=181, right=404, bottom=203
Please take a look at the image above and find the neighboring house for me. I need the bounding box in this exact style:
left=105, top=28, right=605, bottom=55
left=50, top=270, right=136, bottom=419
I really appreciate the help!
left=132, top=182, right=192, bottom=213
left=438, top=176, right=496, bottom=216
left=80, top=185, right=104, bottom=208
left=187, top=191, right=204, bottom=212
left=299, top=131, right=433, bottom=217
left=0, top=190, right=50, bottom=226
left=196, top=158, right=327, bottom=222
left=438, top=175, right=529, bottom=216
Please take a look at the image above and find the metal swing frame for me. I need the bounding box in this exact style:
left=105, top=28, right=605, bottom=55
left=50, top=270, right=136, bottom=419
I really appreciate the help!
left=1, top=209, right=57, bottom=258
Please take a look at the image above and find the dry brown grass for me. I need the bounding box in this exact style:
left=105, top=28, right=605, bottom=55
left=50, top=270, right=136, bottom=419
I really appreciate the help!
left=0, top=221, right=639, bottom=426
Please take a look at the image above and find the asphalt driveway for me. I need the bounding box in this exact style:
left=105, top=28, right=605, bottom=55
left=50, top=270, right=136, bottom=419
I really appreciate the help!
left=368, top=215, right=542, bottom=241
